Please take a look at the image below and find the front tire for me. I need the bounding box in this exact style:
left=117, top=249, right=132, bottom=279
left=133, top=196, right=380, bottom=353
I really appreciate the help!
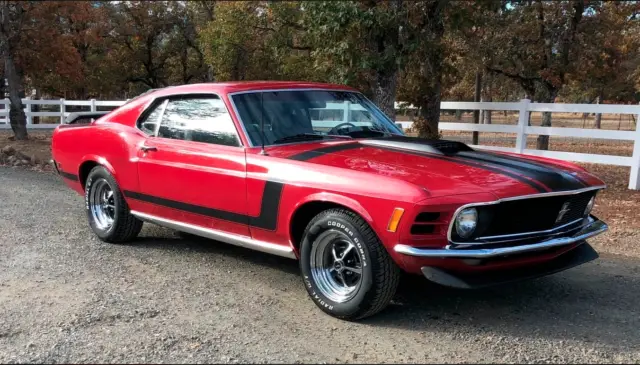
left=299, top=208, right=400, bottom=320
left=85, top=166, right=142, bottom=243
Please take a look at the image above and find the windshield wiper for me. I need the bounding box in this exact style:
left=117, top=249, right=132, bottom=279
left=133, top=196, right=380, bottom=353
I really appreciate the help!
left=272, top=133, right=351, bottom=145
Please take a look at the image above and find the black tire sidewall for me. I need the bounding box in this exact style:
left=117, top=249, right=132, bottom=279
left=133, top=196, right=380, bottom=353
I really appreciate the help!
left=85, top=167, right=121, bottom=240
left=299, top=212, right=377, bottom=318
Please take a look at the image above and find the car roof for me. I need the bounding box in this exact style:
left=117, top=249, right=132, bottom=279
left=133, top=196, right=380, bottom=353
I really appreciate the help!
left=144, top=81, right=358, bottom=99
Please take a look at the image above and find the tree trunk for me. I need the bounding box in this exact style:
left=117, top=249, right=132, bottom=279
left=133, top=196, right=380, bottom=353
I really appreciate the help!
left=594, top=91, right=602, bottom=129
left=535, top=91, right=557, bottom=150
left=372, top=69, right=398, bottom=121
left=417, top=90, right=441, bottom=139
left=4, top=54, right=27, bottom=139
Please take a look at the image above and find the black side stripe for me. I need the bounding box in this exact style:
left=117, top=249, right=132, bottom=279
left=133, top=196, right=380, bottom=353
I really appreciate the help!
left=124, top=180, right=283, bottom=230
left=371, top=145, right=548, bottom=193
left=287, top=142, right=361, bottom=161
left=60, top=172, right=79, bottom=181
left=455, top=151, right=586, bottom=191
left=480, top=151, right=590, bottom=186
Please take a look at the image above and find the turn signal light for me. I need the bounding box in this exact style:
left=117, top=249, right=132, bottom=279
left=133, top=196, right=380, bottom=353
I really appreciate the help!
left=387, top=208, right=405, bottom=232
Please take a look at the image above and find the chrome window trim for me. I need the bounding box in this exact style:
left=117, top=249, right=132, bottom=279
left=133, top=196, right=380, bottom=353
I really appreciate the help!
left=227, top=88, right=402, bottom=148
left=446, top=185, right=606, bottom=245
left=136, top=91, right=245, bottom=148
left=152, top=99, right=169, bottom=137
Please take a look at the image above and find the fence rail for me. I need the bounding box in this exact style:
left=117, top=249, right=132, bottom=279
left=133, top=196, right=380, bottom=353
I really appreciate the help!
left=1, top=98, right=639, bottom=189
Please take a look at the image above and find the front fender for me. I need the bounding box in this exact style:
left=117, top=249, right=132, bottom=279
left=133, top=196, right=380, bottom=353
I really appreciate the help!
left=291, top=192, right=374, bottom=225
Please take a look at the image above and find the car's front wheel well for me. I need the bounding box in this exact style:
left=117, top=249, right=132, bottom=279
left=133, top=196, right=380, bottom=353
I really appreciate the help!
left=78, top=160, right=99, bottom=189
left=290, top=201, right=358, bottom=252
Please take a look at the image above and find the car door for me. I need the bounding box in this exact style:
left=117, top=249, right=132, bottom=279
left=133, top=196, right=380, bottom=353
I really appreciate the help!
left=135, top=95, right=250, bottom=237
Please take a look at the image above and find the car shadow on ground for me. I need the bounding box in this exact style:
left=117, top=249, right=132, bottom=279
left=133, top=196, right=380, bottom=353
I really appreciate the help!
left=126, top=231, right=639, bottom=348
left=364, top=263, right=639, bottom=348
left=129, top=229, right=301, bottom=276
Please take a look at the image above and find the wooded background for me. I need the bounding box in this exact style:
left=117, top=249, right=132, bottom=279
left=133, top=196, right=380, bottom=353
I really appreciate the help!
left=1, top=0, right=638, bottom=145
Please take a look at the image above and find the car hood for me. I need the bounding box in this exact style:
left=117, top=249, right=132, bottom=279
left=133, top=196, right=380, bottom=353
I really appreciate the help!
left=271, top=136, right=604, bottom=199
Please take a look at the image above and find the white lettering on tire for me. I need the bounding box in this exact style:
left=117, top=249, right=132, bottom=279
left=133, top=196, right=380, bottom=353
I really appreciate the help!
left=326, top=220, right=367, bottom=268
left=303, top=275, right=334, bottom=310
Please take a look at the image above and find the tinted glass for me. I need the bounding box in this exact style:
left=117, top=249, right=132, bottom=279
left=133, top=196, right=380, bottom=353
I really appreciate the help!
left=157, top=97, right=240, bottom=147
left=231, top=90, right=403, bottom=146
left=138, top=101, right=164, bottom=135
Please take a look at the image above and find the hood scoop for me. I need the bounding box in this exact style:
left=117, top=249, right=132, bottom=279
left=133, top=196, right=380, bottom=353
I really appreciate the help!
left=360, top=136, right=473, bottom=156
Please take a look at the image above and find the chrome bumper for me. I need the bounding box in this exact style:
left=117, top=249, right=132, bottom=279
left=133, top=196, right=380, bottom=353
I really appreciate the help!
left=394, top=217, right=608, bottom=259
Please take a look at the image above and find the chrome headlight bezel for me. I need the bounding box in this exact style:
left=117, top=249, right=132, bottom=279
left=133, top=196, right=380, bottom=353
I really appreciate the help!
left=455, top=207, right=478, bottom=239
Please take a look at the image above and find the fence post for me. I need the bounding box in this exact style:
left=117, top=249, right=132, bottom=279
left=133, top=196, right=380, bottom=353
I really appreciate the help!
left=629, top=103, right=640, bottom=190
left=24, top=99, right=32, bottom=125
left=342, top=101, right=351, bottom=123
left=515, top=98, right=531, bottom=154
left=59, top=98, right=65, bottom=124
left=90, top=98, right=96, bottom=112
left=2, top=98, right=8, bottom=125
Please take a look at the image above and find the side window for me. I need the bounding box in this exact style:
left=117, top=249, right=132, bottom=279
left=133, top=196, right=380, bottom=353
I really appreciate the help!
left=138, top=101, right=165, bottom=135
left=157, top=97, right=240, bottom=147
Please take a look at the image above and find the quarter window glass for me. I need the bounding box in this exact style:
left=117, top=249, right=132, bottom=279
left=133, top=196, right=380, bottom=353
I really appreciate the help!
left=157, top=97, right=240, bottom=147
left=138, top=102, right=164, bottom=135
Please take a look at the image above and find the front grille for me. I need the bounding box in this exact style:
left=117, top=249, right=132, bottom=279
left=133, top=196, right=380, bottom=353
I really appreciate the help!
left=452, top=190, right=597, bottom=243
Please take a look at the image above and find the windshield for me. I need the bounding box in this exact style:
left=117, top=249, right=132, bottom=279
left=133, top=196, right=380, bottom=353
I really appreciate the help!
left=231, top=90, right=404, bottom=146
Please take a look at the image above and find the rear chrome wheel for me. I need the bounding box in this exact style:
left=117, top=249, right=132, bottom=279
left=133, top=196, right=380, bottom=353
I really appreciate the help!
left=310, top=232, right=363, bottom=303
left=88, top=178, right=115, bottom=231
left=85, top=166, right=142, bottom=243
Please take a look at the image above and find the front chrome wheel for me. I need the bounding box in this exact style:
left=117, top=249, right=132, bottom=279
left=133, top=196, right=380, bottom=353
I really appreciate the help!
left=310, top=231, right=363, bottom=303
left=89, top=178, right=115, bottom=231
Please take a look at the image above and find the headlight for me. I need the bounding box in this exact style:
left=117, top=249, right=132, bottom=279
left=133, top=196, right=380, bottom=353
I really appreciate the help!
left=455, top=208, right=478, bottom=239
left=584, top=196, right=595, bottom=216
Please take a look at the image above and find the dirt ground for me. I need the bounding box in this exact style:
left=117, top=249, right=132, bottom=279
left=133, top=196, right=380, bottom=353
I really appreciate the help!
left=1, top=168, right=639, bottom=363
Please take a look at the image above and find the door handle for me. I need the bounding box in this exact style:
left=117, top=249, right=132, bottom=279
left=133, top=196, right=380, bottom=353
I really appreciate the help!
left=140, top=145, right=158, bottom=152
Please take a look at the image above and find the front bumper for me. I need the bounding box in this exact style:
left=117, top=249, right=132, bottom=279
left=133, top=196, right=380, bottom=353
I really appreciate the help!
left=419, top=242, right=599, bottom=289
left=394, top=216, right=607, bottom=259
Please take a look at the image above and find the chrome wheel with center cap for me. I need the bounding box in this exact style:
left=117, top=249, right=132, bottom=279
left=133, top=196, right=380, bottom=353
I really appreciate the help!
left=310, top=232, right=363, bottom=303
left=89, top=178, right=116, bottom=231
left=85, top=165, right=143, bottom=243
left=300, top=208, right=400, bottom=320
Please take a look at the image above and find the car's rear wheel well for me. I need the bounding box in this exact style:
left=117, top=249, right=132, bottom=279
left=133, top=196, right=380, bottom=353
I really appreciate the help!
left=290, top=201, right=358, bottom=251
left=79, top=160, right=99, bottom=189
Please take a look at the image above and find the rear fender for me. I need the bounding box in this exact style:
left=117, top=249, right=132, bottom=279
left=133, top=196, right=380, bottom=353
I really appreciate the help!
left=79, top=154, right=117, bottom=186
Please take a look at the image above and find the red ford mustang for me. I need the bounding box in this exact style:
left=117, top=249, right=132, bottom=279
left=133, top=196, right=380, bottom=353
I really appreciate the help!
left=51, top=81, right=608, bottom=320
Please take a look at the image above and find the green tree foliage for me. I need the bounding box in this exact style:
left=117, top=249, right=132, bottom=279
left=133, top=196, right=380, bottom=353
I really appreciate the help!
left=199, top=1, right=317, bottom=82
left=3, top=0, right=640, bottom=142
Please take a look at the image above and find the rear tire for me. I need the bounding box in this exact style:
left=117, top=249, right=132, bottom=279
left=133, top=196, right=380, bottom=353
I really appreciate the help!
left=299, top=208, right=400, bottom=320
left=85, top=166, right=142, bottom=243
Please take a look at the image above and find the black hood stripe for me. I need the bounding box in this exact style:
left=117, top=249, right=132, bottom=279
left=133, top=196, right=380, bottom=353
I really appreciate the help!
left=455, top=151, right=586, bottom=191
left=369, top=145, right=548, bottom=193
left=479, top=151, right=590, bottom=186
left=287, top=142, right=361, bottom=161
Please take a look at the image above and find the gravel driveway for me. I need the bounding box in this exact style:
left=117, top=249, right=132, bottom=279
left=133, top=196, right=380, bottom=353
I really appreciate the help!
left=1, top=167, right=639, bottom=363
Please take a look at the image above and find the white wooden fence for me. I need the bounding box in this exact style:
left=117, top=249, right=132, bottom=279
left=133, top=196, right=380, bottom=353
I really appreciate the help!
left=0, top=98, right=639, bottom=189
left=0, top=98, right=126, bottom=129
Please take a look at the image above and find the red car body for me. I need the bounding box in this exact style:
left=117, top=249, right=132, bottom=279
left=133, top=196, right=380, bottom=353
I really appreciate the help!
left=51, top=81, right=607, bottom=294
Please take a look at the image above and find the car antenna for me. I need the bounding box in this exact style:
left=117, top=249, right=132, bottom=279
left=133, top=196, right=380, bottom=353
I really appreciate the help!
left=259, top=91, right=268, bottom=156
